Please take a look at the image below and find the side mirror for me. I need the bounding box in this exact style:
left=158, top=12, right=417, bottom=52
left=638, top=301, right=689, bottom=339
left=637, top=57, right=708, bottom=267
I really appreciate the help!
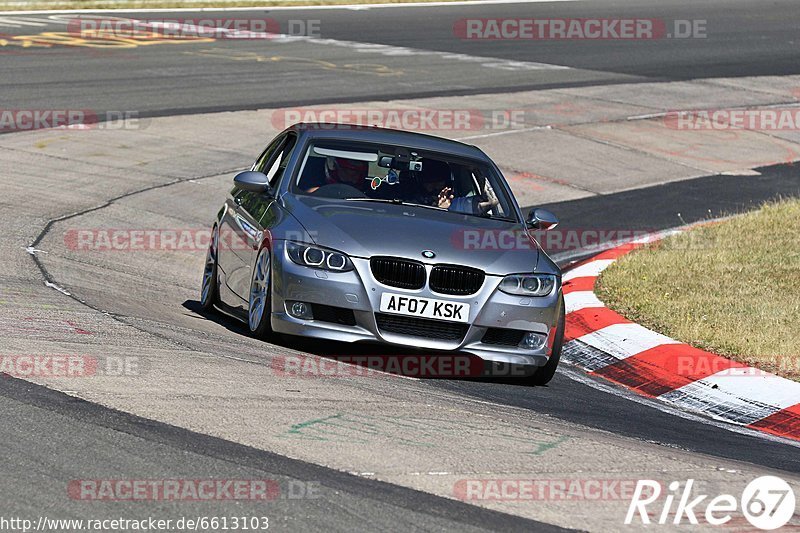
left=234, top=171, right=272, bottom=195
left=526, top=208, right=559, bottom=230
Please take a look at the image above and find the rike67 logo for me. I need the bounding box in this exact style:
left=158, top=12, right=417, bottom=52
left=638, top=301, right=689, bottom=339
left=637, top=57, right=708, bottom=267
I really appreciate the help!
left=626, top=476, right=796, bottom=530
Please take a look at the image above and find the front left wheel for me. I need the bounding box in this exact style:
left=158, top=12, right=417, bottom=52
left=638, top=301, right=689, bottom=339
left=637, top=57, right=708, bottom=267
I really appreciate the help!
left=248, top=247, right=274, bottom=339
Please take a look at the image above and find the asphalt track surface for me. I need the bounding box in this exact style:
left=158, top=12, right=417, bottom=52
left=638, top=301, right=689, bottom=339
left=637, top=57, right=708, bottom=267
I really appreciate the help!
left=0, top=0, right=799, bottom=117
left=3, top=0, right=800, bottom=530
left=1, top=376, right=563, bottom=532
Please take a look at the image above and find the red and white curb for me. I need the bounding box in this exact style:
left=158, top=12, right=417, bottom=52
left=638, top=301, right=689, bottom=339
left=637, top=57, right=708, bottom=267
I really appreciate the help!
left=561, top=233, right=800, bottom=442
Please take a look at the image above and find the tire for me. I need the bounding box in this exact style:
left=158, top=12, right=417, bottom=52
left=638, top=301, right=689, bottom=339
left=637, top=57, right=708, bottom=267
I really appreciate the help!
left=248, top=246, right=274, bottom=339
left=199, top=225, right=220, bottom=313
left=529, top=294, right=565, bottom=386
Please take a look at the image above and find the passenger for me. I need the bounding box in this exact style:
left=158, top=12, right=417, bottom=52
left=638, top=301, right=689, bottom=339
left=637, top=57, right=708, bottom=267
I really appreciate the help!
left=306, top=157, right=369, bottom=194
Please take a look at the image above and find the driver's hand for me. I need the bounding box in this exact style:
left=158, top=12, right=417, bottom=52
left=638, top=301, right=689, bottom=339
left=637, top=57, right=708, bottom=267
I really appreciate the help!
left=437, top=187, right=454, bottom=209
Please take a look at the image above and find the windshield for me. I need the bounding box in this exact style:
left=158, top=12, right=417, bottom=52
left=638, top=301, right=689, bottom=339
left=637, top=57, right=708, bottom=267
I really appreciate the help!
left=291, top=140, right=517, bottom=221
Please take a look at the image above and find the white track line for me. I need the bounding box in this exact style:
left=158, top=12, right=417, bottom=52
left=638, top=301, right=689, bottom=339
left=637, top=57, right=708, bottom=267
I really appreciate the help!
left=576, top=323, right=680, bottom=361
left=559, top=364, right=800, bottom=449
left=0, top=0, right=581, bottom=15
left=458, top=125, right=552, bottom=140
left=564, top=291, right=604, bottom=314
left=562, top=259, right=614, bottom=281
left=695, top=370, right=800, bottom=411
left=285, top=35, right=570, bottom=71
left=0, top=14, right=46, bottom=24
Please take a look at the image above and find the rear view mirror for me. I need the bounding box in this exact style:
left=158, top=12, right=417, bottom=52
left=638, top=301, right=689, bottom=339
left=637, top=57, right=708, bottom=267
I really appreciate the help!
left=377, top=156, right=415, bottom=171
left=233, top=171, right=272, bottom=195
left=526, top=208, right=559, bottom=230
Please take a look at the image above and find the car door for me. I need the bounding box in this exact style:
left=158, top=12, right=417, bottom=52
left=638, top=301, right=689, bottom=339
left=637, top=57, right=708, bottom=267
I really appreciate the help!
left=220, top=132, right=298, bottom=305
left=218, top=134, right=288, bottom=306
left=240, top=132, right=299, bottom=309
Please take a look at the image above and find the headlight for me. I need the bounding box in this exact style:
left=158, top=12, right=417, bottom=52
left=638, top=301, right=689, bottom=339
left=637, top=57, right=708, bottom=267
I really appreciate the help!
left=498, top=274, right=556, bottom=296
left=286, top=242, right=353, bottom=272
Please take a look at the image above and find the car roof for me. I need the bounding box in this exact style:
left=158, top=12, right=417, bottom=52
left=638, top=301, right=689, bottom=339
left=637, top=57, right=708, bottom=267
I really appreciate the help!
left=287, top=123, right=488, bottom=160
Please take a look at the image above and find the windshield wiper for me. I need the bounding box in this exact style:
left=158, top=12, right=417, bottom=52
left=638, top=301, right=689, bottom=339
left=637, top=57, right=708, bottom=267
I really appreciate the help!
left=396, top=201, right=445, bottom=211
left=345, top=197, right=449, bottom=211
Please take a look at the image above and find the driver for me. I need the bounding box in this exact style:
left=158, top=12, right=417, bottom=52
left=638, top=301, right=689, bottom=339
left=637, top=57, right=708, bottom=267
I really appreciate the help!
left=418, top=174, right=455, bottom=209
left=412, top=159, right=455, bottom=208
left=415, top=164, right=501, bottom=215
left=306, top=156, right=369, bottom=194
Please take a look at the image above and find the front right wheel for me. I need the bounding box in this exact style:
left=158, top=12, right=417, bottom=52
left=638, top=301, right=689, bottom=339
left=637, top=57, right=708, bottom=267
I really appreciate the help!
left=248, top=246, right=274, bottom=339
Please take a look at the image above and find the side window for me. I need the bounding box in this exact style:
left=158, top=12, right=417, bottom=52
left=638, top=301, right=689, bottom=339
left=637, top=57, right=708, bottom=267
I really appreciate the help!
left=243, top=194, right=270, bottom=223
left=231, top=189, right=261, bottom=223
left=232, top=134, right=286, bottom=199
left=265, top=133, right=298, bottom=188
left=472, top=169, right=507, bottom=218
left=253, top=134, right=286, bottom=174
left=234, top=134, right=298, bottom=224
left=254, top=132, right=298, bottom=189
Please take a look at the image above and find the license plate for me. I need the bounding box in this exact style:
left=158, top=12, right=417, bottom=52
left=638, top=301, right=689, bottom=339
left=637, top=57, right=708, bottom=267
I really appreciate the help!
left=379, top=293, right=470, bottom=323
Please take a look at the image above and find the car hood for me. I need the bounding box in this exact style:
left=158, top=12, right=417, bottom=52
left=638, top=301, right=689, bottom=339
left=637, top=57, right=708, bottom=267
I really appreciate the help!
left=282, top=195, right=541, bottom=275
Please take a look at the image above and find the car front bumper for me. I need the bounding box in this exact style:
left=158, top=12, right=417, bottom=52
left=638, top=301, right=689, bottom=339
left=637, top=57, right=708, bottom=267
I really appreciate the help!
left=269, top=241, right=561, bottom=367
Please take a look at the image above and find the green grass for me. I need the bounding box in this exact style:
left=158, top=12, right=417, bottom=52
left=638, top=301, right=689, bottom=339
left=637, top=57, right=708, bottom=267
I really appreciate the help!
left=596, top=199, right=800, bottom=381
left=0, top=0, right=462, bottom=10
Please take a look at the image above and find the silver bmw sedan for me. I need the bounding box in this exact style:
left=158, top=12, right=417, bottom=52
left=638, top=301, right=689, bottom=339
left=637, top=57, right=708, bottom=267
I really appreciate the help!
left=201, top=123, right=564, bottom=384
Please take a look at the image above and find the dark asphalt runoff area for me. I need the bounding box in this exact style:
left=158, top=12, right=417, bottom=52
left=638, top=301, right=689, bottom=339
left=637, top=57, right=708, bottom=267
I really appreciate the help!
left=1, top=0, right=799, bottom=117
